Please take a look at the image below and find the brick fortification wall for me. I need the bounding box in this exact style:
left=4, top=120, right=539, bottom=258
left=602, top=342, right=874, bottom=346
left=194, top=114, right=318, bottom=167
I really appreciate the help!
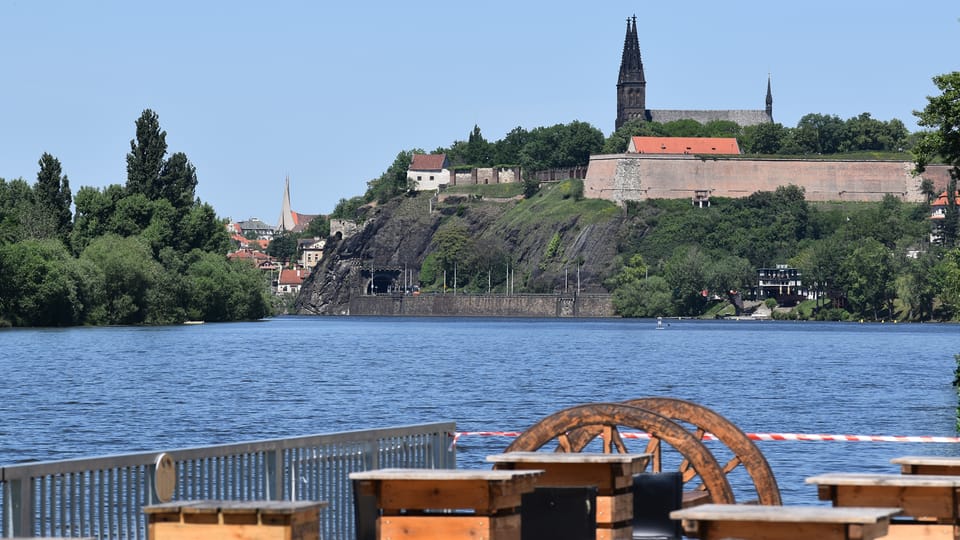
left=349, top=294, right=614, bottom=317
left=584, top=154, right=953, bottom=204
left=451, top=167, right=521, bottom=186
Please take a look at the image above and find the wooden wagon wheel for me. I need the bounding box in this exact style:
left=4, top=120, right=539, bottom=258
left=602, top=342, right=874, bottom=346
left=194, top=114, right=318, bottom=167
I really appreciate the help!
left=622, top=397, right=781, bottom=506
left=504, top=403, right=735, bottom=504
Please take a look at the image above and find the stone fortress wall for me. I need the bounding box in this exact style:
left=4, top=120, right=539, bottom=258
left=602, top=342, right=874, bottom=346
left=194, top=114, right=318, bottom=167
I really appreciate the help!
left=584, top=154, right=954, bottom=204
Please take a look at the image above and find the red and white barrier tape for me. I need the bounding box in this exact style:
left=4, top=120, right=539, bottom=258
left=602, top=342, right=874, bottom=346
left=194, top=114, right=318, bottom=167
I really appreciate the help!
left=452, top=431, right=960, bottom=445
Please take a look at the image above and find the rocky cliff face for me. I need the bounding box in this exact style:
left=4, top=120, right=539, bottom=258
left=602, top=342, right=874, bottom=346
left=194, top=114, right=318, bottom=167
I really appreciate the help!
left=294, top=187, right=629, bottom=315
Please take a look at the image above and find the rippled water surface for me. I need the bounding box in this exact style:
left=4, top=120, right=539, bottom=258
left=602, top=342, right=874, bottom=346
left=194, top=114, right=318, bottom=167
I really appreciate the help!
left=2, top=316, right=959, bottom=504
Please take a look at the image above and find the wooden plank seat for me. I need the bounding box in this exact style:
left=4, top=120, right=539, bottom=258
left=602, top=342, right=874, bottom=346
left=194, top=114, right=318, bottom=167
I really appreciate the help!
left=669, top=503, right=902, bottom=540
left=892, top=455, right=960, bottom=476
left=349, top=468, right=542, bottom=540
left=143, top=500, right=327, bottom=540
left=487, top=452, right=650, bottom=540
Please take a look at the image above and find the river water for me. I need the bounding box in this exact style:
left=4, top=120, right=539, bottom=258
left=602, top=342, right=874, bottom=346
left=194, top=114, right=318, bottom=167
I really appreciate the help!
left=2, top=316, right=959, bottom=505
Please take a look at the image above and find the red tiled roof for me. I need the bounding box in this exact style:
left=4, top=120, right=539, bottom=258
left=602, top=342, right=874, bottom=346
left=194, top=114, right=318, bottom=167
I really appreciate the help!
left=931, top=191, right=960, bottom=207
left=629, top=137, right=741, bottom=155
left=278, top=268, right=305, bottom=285
left=409, top=153, right=448, bottom=170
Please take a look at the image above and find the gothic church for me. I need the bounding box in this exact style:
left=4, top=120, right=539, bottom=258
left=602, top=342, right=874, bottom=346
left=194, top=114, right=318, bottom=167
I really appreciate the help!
left=616, top=16, right=773, bottom=129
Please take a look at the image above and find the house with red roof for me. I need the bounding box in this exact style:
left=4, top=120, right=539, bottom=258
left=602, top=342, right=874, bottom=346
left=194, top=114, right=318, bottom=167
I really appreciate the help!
left=627, top=136, right=741, bottom=155
left=275, top=267, right=305, bottom=295
left=407, top=153, right=451, bottom=191
left=930, top=190, right=960, bottom=244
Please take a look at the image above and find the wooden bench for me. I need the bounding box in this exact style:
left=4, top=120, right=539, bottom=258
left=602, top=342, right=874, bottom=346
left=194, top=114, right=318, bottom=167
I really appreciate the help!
left=807, top=472, right=960, bottom=539
left=349, top=468, right=542, bottom=540
left=669, top=503, right=902, bottom=540
left=487, top=452, right=651, bottom=540
left=892, top=455, right=960, bottom=476
left=143, top=500, right=327, bottom=540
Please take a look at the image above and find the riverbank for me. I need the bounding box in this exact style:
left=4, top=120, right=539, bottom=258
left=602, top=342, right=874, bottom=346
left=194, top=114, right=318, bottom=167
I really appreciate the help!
left=346, top=293, right=616, bottom=317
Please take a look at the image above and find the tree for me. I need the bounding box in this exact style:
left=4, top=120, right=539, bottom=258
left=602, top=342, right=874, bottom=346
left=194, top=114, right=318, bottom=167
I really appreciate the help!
left=793, top=113, right=844, bottom=154
left=304, top=215, right=330, bottom=238
left=157, top=151, right=198, bottom=212
left=740, top=122, right=786, bottom=154
left=663, top=245, right=711, bottom=316
left=34, top=153, right=72, bottom=240
left=80, top=234, right=162, bottom=325
left=0, top=239, right=93, bottom=326
left=839, top=238, right=896, bottom=320
left=602, top=117, right=664, bottom=154
left=126, top=109, right=167, bottom=198
left=612, top=275, right=673, bottom=317
left=267, top=232, right=299, bottom=263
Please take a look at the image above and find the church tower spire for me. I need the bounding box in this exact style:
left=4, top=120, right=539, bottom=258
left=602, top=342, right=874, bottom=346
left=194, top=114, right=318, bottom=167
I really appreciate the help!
left=616, top=15, right=646, bottom=129
left=765, top=74, right=773, bottom=120
left=277, top=175, right=296, bottom=232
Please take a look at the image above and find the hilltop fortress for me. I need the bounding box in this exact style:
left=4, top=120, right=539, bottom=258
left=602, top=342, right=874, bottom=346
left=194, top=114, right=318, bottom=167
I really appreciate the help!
left=589, top=17, right=952, bottom=204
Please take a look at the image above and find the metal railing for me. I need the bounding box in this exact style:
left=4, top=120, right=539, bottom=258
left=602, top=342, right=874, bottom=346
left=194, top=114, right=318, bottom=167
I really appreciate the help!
left=1, top=422, right=455, bottom=539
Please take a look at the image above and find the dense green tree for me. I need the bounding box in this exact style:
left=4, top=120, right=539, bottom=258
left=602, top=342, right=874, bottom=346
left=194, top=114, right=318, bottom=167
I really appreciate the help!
left=841, top=113, right=908, bottom=152
left=840, top=238, right=897, bottom=319
left=464, top=124, right=491, bottom=166
left=69, top=184, right=125, bottom=253
left=304, top=215, right=330, bottom=238
left=601, top=117, right=664, bottom=154
left=0, top=239, right=94, bottom=326
left=935, top=248, right=960, bottom=319
left=34, top=153, right=72, bottom=240
left=492, top=126, right=530, bottom=165
left=177, top=202, right=230, bottom=254
left=365, top=149, right=421, bottom=203
left=267, top=232, right=299, bottom=262
left=740, top=122, right=786, bottom=154
left=0, top=175, right=59, bottom=242
left=663, top=245, right=711, bottom=316
left=330, top=196, right=365, bottom=220
left=80, top=234, right=162, bottom=325
left=793, top=113, right=845, bottom=154
left=157, top=152, right=198, bottom=212
left=126, top=109, right=167, bottom=198
left=183, top=250, right=272, bottom=322
left=612, top=275, right=673, bottom=317
left=660, top=119, right=704, bottom=138
left=702, top=120, right=742, bottom=139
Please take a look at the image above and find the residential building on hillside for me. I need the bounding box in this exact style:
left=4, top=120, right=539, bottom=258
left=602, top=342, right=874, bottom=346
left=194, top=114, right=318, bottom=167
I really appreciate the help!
left=616, top=15, right=772, bottom=129
left=407, top=154, right=451, bottom=191
left=930, top=190, right=960, bottom=245
left=275, top=268, right=305, bottom=295
left=235, top=218, right=275, bottom=240
left=758, top=264, right=804, bottom=305
left=299, top=237, right=326, bottom=269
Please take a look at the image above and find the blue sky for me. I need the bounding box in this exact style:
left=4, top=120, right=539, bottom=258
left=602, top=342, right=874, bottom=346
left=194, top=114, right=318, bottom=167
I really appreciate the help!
left=2, top=1, right=958, bottom=223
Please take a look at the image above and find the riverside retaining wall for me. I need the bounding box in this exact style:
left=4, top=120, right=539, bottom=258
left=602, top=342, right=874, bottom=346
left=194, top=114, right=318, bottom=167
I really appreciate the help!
left=348, top=294, right=615, bottom=317
left=584, top=154, right=954, bottom=204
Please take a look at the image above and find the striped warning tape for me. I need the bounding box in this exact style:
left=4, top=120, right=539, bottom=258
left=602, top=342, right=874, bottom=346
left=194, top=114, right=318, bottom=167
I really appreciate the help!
left=453, top=431, right=960, bottom=444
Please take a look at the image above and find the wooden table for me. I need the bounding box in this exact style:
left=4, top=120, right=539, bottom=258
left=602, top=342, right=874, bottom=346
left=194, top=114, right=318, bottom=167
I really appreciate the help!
left=669, top=503, right=902, bottom=540
left=807, top=472, right=960, bottom=539
left=349, top=468, right=542, bottom=540
left=487, top=452, right=650, bottom=540
left=892, top=455, right=960, bottom=476
left=143, top=500, right=327, bottom=540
